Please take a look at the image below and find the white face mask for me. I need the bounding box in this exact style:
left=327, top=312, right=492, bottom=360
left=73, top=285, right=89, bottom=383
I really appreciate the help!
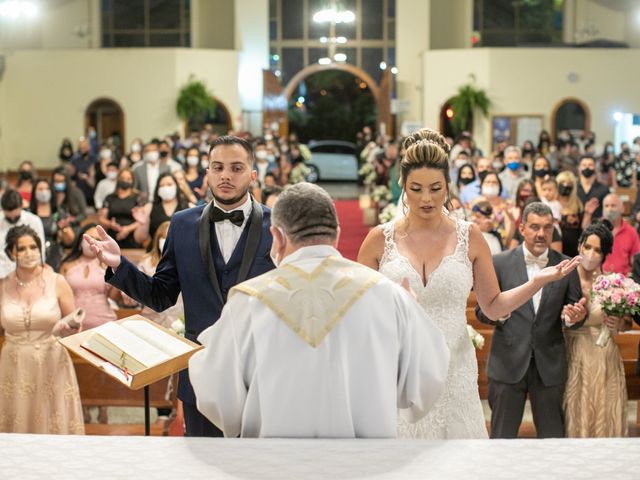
left=106, top=171, right=118, bottom=180
left=158, top=238, right=166, bottom=253
left=144, top=151, right=160, bottom=163
left=17, top=252, right=40, bottom=269
left=157, top=184, right=177, bottom=201
left=482, top=185, right=500, bottom=198
left=455, top=158, right=468, bottom=169
left=100, top=149, right=113, bottom=159
left=187, top=156, right=199, bottom=166
left=131, top=143, right=142, bottom=153
left=81, top=239, right=96, bottom=258
left=580, top=252, right=601, bottom=271
left=256, top=150, right=268, bottom=160
left=35, top=190, right=51, bottom=204
left=200, top=160, right=209, bottom=170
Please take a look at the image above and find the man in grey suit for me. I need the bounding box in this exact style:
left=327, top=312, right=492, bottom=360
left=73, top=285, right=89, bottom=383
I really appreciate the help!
left=133, top=141, right=170, bottom=202
left=477, top=202, right=587, bottom=438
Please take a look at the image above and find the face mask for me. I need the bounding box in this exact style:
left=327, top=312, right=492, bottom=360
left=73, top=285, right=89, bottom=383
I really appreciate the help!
left=604, top=209, right=620, bottom=222
left=606, top=146, right=614, bottom=154
left=264, top=134, right=273, bottom=141
left=477, top=170, right=489, bottom=182
left=267, top=154, right=276, bottom=163
left=534, top=168, right=549, bottom=178
left=35, top=190, right=51, bottom=204
left=5, top=213, right=20, bottom=225
left=459, top=176, right=475, bottom=186
left=53, top=182, right=66, bottom=192
left=581, top=168, right=595, bottom=178
left=580, top=253, right=601, bottom=271
left=177, top=154, right=185, bottom=163
left=17, top=252, right=40, bottom=269
left=256, top=150, right=268, bottom=160
left=106, top=171, right=118, bottom=180
left=131, top=143, right=142, bottom=153
left=482, top=185, right=500, bottom=198
left=200, top=160, right=209, bottom=170
left=81, top=239, right=96, bottom=258
left=158, top=238, right=166, bottom=253
left=492, top=161, right=504, bottom=171
left=159, top=150, right=169, bottom=158
left=18, top=171, right=32, bottom=181
left=157, top=185, right=177, bottom=201
left=187, top=156, right=199, bottom=166
left=558, top=184, right=573, bottom=196
left=144, top=151, right=160, bottom=163
left=506, top=161, right=521, bottom=171
left=455, top=159, right=468, bottom=169
left=100, top=150, right=112, bottom=159
left=117, top=180, right=133, bottom=190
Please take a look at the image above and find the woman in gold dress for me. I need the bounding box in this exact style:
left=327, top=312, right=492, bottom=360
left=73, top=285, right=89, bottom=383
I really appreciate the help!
left=564, top=221, right=631, bottom=437
left=0, top=225, right=84, bottom=434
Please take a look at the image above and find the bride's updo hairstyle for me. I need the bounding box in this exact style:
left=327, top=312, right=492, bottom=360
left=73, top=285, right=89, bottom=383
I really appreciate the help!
left=400, top=128, right=451, bottom=188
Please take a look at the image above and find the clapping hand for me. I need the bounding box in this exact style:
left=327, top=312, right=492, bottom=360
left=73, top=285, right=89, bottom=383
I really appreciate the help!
left=534, top=255, right=582, bottom=286
left=584, top=198, right=599, bottom=216
left=84, top=225, right=122, bottom=270
left=562, top=297, right=587, bottom=326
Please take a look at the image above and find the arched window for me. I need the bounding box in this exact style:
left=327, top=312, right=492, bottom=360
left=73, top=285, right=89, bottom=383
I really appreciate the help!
left=85, top=97, right=125, bottom=149
left=552, top=98, right=590, bottom=141
left=439, top=99, right=457, bottom=139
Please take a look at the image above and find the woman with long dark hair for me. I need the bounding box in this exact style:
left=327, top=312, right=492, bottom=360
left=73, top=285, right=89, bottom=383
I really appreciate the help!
left=29, top=178, right=65, bottom=270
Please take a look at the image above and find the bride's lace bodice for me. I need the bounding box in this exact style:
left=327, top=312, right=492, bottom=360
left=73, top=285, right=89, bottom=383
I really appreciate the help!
left=379, top=217, right=488, bottom=439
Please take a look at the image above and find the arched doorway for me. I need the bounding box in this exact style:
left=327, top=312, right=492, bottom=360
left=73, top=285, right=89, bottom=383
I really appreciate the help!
left=438, top=98, right=457, bottom=139
left=184, top=96, right=233, bottom=135
left=551, top=98, right=590, bottom=141
left=263, top=63, right=392, bottom=139
left=85, top=97, right=125, bottom=149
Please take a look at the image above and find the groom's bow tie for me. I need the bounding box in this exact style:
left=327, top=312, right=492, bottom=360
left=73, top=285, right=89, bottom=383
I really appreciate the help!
left=210, top=207, right=244, bottom=227
left=524, top=252, right=548, bottom=268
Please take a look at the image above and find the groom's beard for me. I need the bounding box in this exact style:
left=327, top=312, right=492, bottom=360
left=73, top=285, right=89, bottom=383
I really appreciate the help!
left=212, top=186, right=251, bottom=206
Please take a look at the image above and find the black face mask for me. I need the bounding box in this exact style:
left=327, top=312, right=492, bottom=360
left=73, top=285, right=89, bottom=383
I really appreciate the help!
left=478, top=170, right=489, bottom=182
left=580, top=168, right=595, bottom=179
left=117, top=180, right=133, bottom=190
left=533, top=168, right=549, bottom=178
left=18, top=171, right=33, bottom=181
left=459, top=176, right=475, bottom=186
left=5, top=215, right=20, bottom=225
left=558, top=184, right=573, bottom=196
left=159, top=150, right=169, bottom=158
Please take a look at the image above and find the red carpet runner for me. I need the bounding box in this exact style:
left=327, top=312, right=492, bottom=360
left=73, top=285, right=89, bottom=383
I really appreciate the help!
left=334, top=199, right=371, bottom=261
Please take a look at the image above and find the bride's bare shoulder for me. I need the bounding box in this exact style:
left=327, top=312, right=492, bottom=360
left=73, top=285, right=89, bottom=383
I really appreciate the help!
left=357, top=224, right=387, bottom=267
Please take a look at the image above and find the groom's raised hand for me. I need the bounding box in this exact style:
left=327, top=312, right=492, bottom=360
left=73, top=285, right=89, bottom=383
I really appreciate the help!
left=84, top=225, right=122, bottom=270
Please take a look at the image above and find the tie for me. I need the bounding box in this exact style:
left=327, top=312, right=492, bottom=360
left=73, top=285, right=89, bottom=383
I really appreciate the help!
left=524, top=252, right=548, bottom=269
left=210, top=207, right=245, bottom=227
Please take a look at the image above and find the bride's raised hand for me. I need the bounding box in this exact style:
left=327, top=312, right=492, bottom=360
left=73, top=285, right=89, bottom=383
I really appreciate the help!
left=533, top=255, right=582, bottom=286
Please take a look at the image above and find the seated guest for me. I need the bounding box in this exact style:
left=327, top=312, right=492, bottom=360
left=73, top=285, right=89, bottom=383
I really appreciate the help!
left=0, top=189, right=45, bottom=278
left=602, top=193, right=640, bottom=275
left=0, top=225, right=83, bottom=434
left=51, top=167, right=87, bottom=245
left=133, top=172, right=189, bottom=246
left=189, top=183, right=449, bottom=438
left=98, top=168, right=142, bottom=249
left=565, top=221, right=631, bottom=437
left=93, top=161, right=119, bottom=209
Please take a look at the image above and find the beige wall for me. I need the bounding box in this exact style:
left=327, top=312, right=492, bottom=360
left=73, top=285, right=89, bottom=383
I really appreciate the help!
left=423, top=48, right=640, bottom=154
left=0, top=49, right=240, bottom=170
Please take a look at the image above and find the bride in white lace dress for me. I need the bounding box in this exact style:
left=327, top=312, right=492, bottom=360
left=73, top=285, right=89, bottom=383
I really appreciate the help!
left=358, top=129, right=581, bottom=439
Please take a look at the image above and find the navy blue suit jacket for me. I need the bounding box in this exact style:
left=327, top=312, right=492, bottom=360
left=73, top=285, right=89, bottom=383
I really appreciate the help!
left=107, top=201, right=274, bottom=405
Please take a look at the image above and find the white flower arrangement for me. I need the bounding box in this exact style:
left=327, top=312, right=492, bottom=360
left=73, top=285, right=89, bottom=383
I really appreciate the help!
left=467, top=324, right=485, bottom=350
left=371, top=185, right=392, bottom=202
left=170, top=317, right=185, bottom=337
left=358, top=163, right=377, bottom=186
left=378, top=203, right=397, bottom=224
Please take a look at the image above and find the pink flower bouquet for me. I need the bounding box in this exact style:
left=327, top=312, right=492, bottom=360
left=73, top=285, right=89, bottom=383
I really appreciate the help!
left=591, top=273, right=640, bottom=347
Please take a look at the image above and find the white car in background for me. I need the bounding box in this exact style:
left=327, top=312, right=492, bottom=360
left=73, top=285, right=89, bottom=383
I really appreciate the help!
left=306, top=140, right=359, bottom=182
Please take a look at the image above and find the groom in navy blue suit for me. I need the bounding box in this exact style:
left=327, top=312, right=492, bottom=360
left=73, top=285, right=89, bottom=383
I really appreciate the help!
left=88, top=136, right=275, bottom=437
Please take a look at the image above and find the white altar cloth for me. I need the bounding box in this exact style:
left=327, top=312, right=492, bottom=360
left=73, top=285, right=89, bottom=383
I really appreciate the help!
left=0, top=434, right=637, bottom=480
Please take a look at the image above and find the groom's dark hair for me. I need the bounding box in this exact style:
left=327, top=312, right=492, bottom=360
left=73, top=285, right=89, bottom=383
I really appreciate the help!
left=271, top=183, right=338, bottom=245
left=208, top=135, right=254, bottom=163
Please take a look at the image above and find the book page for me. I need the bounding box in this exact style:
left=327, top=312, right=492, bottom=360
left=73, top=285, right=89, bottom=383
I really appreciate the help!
left=121, top=320, right=193, bottom=357
left=92, top=322, right=170, bottom=367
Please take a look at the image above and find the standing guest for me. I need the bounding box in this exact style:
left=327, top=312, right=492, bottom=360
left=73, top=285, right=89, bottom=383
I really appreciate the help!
left=557, top=171, right=585, bottom=257
left=95, top=147, right=114, bottom=184
left=614, top=147, right=636, bottom=189
left=173, top=169, right=198, bottom=206
left=531, top=156, right=552, bottom=196
left=133, top=172, right=189, bottom=245
left=51, top=167, right=87, bottom=244
left=564, top=221, right=630, bottom=437
left=69, top=136, right=97, bottom=207
left=93, top=161, right=119, bottom=210
left=455, top=164, right=476, bottom=197
left=29, top=178, right=69, bottom=271
left=184, top=147, right=206, bottom=201
left=98, top=168, right=141, bottom=249
left=133, top=142, right=170, bottom=203
left=0, top=189, right=45, bottom=278
left=459, top=157, right=504, bottom=205
left=498, top=146, right=528, bottom=200
left=158, top=140, right=183, bottom=174
left=0, top=225, right=83, bottom=434
left=577, top=154, right=609, bottom=221
left=477, top=202, right=587, bottom=439
left=478, top=172, right=515, bottom=246
left=601, top=193, right=640, bottom=275
left=598, top=141, right=616, bottom=187
left=16, top=161, right=36, bottom=208
left=189, top=182, right=449, bottom=438
left=86, top=135, right=275, bottom=437
left=512, top=179, right=537, bottom=230
left=59, top=138, right=74, bottom=163
left=470, top=200, right=503, bottom=255
left=540, top=178, right=562, bottom=224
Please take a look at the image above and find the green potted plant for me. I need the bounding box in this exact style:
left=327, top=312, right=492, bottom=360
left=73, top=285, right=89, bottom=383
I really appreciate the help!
left=449, top=75, right=491, bottom=134
left=176, top=76, right=217, bottom=131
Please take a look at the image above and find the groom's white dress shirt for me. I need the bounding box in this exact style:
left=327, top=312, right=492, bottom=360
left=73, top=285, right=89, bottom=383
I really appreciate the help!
left=189, top=245, right=450, bottom=438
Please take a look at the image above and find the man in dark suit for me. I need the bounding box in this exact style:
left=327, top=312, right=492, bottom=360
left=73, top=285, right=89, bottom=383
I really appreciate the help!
left=86, top=135, right=275, bottom=437
left=477, top=202, right=587, bottom=438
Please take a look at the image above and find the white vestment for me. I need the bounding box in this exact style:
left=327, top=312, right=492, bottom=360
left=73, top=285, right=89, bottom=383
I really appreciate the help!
left=188, top=245, right=449, bottom=438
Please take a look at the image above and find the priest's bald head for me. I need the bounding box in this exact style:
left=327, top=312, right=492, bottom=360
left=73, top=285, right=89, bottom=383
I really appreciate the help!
left=269, top=182, right=340, bottom=265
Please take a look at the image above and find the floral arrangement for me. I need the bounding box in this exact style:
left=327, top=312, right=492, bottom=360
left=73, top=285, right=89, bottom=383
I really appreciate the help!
left=466, top=325, right=485, bottom=350
left=378, top=203, right=398, bottom=224
left=371, top=185, right=392, bottom=203
left=170, top=316, right=185, bottom=337
left=591, top=273, right=640, bottom=346
left=358, top=163, right=376, bottom=186
left=289, top=163, right=311, bottom=184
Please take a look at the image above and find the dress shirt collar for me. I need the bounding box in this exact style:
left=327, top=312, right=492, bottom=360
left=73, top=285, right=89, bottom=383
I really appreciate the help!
left=280, top=245, right=342, bottom=266
left=213, top=195, right=253, bottom=218
left=522, top=243, right=549, bottom=264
